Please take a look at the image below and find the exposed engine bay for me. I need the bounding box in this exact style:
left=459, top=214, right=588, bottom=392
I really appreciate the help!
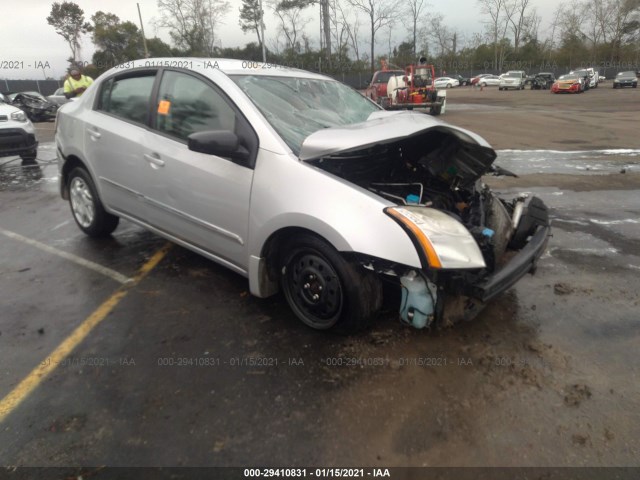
left=307, top=125, right=549, bottom=328
left=309, top=127, right=526, bottom=271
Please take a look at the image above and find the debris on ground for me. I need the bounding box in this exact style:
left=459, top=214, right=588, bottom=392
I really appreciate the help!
left=564, top=384, right=592, bottom=407
left=554, top=283, right=574, bottom=295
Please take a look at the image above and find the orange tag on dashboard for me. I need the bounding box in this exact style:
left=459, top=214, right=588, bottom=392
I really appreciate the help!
left=158, top=100, right=171, bottom=115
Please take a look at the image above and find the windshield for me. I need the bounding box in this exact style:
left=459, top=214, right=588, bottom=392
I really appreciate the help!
left=232, top=75, right=379, bottom=155
left=618, top=71, right=635, bottom=77
left=505, top=72, right=522, bottom=78
left=559, top=75, right=578, bottom=80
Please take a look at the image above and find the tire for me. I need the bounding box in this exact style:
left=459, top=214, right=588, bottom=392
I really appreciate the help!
left=446, top=84, right=451, bottom=88
left=430, top=104, right=442, bottom=116
left=633, top=84, right=637, bottom=88
left=280, top=233, right=382, bottom=332
left=480, top=82, right=486, bottom=87
left=509, top=197, right=549, bottom=249
left=68, top=167, right=119, bottom=237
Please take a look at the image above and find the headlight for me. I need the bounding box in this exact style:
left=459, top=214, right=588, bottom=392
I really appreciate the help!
left=385, top=206, right=486, bottom=270
left=614, top=79, right=620, bottom=83
left=10, top=111, right=27, bottom=122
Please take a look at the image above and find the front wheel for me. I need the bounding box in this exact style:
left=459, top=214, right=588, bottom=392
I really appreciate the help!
left=68, top=167, right=119, bottom=237
left=280, top=234, right=382, bottom=332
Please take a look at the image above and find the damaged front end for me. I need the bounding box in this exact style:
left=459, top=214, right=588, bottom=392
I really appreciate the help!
left=301, top=112, right=550, bottom=329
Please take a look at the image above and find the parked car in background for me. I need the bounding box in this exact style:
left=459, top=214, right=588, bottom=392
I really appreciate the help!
left=47, top=87, right=70, bottom=106
left=365, top=69, right=404, bottom=104
left=477, top=75, right=501, bottom=87
left=551, top=74, right=583, bottom=94
left=434, top=77, right=460, bottom=88
left=7, top=91, right=58, bottom=122
left=55, top=58, right=550, bottom=332
left=570, top=69, right=592, bottom=90
left=613, top=71, right=637, bottom=88
left=470, top=74, right=492, bottom=86
left=452, top=74, right=470, bottom=86
left=530, top=72, right=556, bottom=90
left=585, top=68, right=599, bottom=87
left=499, top=71, right=526, bottom=90
left=0, top=94, right=38, bottom=163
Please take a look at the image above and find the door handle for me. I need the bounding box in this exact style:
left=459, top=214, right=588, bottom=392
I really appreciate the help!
left=144, top=153, right=165, bottom=167
left=87, top=127, right=101, bottom=139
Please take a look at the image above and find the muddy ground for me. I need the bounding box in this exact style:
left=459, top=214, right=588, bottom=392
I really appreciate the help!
left=0, top=83, right=639, bottom=473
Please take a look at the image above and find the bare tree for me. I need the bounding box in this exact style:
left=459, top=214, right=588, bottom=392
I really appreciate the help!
left=157, top=0, right=230, bottom=55
left=345, top=0, right=402, bottom=71
left=477, top=0, right=511, bottom=70
left=328, top=0, right=354, bottom=63
left=506, top=0, right=532, bottom=53
left=422, top=13, right=453, bottom=57
left=402, top=0, right=429, bottom=57
left=335, top=0, right=363, bottom=61
left=604, top=0, right=640, bottom=49
left=271, top=0, right=313, bottom=53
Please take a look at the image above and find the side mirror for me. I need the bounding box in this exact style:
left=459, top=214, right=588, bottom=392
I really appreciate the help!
left=188, top=130, right=249, bottom=161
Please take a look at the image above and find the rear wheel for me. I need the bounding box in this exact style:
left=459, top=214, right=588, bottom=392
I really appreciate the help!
left=68, top=167, right=119, bottom=237
left=280, top=234, right=382, bottom=332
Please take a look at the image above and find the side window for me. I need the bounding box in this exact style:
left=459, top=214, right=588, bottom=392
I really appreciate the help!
left=155, top=71, right=236, bottom=141
left=98, top=74, right=156, bottom=124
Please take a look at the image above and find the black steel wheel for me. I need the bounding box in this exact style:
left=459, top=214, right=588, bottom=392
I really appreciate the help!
left=68, top=167, right=119, bottom=237
left=280, top=234, right=382, bottom=332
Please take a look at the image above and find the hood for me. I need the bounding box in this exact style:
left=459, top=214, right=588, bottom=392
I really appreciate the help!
left=299, top=111, right=497, bottom=187
left=13, top=93, right=53, bottom=108
left=299, top=111, right=493, bottom=161
left=0, top=103, right=22, bottom=116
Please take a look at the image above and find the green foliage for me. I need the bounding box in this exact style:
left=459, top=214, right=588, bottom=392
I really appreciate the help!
left=90, top=11, right=173, bottom=74
left=46, top=1, right=92, bottom=63
left=239, top=0, right=263, bottom=45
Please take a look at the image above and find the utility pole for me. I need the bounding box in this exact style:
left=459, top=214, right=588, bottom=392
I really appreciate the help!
left=321, top=0, right=331, bottom=60
left=259, top=0, right=267, bottom=62
left=137, top=3, right=150, bottom=58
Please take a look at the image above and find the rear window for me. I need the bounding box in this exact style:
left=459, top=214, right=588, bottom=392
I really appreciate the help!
left=98, top=73, right=156, bottom=125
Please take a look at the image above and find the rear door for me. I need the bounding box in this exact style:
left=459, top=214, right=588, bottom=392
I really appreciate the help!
left=84, top=69, right=158, bottom=219
left=138, top=69, right=258, bottom=272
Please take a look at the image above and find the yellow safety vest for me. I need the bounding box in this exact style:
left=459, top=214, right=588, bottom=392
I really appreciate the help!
left=64, top=75, right=93, bottom=97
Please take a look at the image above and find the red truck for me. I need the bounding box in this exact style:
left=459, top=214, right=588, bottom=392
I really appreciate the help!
left=364, top=67, right=405, bottom=104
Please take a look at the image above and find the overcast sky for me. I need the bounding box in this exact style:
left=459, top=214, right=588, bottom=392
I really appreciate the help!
left=0, top=0, right=559, bottom=80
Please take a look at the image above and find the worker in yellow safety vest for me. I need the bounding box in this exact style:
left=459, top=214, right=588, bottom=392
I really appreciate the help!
left=63, top=67, right=93, bottom=99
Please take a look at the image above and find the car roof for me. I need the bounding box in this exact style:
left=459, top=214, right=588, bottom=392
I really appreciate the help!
left=104, top=58, right=335, bottom=81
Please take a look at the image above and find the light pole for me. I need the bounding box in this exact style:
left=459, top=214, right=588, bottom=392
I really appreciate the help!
left=259, top=0, right=266, bottom=62
left=137, top=3, right=150, bottom=58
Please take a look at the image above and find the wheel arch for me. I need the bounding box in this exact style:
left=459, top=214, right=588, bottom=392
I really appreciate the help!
left=248, top=226, right=349, bottom=299
left=60, top=154, right=90, bottom=200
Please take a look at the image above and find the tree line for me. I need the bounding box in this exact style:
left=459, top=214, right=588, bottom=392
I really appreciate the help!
left=46, top=0, right=640, bottom=79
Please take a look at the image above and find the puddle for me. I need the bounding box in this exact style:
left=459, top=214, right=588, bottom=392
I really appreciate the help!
left=0, top=142, right=57, bottom=191
left=495, top=148, right=640, bottom=175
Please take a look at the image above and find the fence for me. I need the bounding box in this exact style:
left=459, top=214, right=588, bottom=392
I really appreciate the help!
left=1, top=79, right=62, bottom=96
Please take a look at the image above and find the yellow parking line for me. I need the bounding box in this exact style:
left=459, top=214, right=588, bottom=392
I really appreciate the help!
left=0, top=242, right=172, bottom=424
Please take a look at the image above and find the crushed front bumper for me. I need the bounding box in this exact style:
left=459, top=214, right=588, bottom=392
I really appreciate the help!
left=470, top=224, right=551, bottom=302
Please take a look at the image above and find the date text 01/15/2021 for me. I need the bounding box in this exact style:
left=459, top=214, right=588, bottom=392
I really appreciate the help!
left=244, top=468, right=391, bottom=477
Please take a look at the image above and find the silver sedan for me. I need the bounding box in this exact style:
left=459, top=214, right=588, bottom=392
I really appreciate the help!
left=56, top=58, right=550, bottom=332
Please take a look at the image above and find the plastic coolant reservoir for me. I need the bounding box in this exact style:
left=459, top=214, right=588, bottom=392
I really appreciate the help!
left=399, top=271, right=437, bottom=329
